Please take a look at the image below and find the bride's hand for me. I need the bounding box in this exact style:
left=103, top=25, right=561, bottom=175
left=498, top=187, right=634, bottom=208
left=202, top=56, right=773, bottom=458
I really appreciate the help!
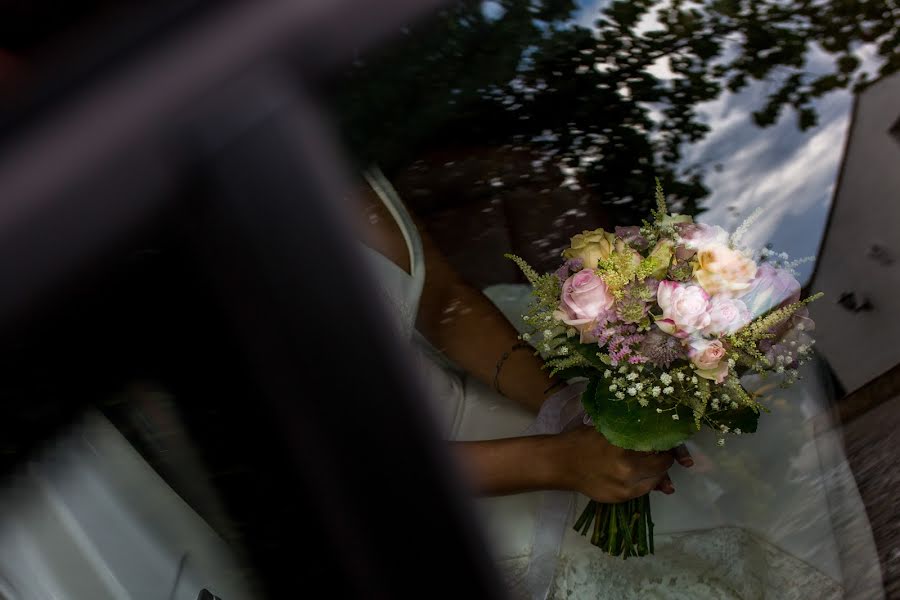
left=454, top=433, right=692, bottom=499
left=547, top=426, right=681, bottom=503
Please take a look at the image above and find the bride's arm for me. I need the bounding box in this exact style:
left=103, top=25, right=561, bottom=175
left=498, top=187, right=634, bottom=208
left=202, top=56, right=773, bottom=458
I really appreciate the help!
left=416, top=233, right=558, bottom=412
left=456, top=428, right=676, bottom=501
left=360, top=190, right=557, bottom=412
left=359, top=188, right=685, bottom=499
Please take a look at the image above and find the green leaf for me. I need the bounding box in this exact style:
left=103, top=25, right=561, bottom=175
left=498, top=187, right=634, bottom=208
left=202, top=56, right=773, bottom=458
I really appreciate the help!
left=583, top=377, right=697, bottom=451
left=552, top=367, right=592, bottom=381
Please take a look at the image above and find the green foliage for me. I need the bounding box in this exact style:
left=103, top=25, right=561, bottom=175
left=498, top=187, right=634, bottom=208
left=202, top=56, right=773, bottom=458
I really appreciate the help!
left=505, top=254, right=562, bottom=317
left=582, top=378, right=698, bottom=452
left=651, top=178, right=668, bottom=224
left=726, top=292, right=823, bottom=369
left=505, top=253, right=573, bottom=357
left=596, top=252, right=668, bottom=298
left=504, top=253, right=542, bottom=287
left=572, top=341, right=607, bottom=370
left=686, top=376, right=711, bottom=428
left=723, top=374, right=756, bottom=407
left=545, top=354, right=592, bottom=377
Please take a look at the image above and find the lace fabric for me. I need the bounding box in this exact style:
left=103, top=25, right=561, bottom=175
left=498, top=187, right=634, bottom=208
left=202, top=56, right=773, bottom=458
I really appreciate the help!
left=551, top=528, right=842, bottom=600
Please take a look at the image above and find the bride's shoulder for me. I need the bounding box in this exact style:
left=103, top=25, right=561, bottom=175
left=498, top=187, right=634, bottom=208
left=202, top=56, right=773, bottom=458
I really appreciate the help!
left=355, top=183, right=412, bottom=275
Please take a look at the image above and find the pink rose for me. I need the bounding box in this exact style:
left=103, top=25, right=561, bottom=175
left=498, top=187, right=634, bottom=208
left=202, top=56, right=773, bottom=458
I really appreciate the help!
left=555, top=269, right=615, bottom=340
left=694, top=243, right=758, bottom=296
left=702, top=296, right=752, bottom=336
left=656, top=281, right=711, bottom=337
left=688, top=338, right=729, bottom=383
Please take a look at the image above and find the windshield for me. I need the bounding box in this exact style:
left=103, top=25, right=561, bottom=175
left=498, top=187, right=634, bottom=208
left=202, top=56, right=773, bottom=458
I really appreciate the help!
left=329, top=0, right=896, bottom=286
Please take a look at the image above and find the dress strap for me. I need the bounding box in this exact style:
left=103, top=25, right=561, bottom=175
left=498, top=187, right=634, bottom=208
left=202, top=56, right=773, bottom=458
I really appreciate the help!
left=364, top=166, right=426, bottom=315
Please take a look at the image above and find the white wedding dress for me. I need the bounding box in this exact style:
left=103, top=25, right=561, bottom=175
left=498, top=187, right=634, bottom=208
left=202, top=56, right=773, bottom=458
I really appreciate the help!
left=362, top=170, right=884, bottom=600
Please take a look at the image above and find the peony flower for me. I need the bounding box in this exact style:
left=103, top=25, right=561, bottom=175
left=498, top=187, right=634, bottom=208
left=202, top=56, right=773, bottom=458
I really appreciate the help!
left=702, top=296, right=752, bottom=336
left=693, top=243, right=758, bottom=296
left=554, top=269, right=615, bottom=342
left=562, top=229, right=617, bottom=269
left=675, top=222, right=729, bottom=251
left=656, top=281, right=712, bottom=337
left=687, top=338, right=728, bottom=383
left=739, top=263, right=801, bottom=319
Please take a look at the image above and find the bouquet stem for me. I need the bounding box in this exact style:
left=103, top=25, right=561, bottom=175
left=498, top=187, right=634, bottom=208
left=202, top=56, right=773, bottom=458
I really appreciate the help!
left=573, top=494, right=654, bottom=558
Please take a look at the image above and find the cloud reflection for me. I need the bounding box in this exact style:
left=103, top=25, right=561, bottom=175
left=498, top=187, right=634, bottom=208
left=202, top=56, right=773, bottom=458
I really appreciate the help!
left=686, top=86, right=853, bottom=282
left=571, top=1, right=874, bottom=283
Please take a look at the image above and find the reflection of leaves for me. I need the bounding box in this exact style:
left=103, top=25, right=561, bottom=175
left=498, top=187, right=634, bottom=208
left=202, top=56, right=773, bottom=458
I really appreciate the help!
left=798, top=108, right=817, bottom=131
left=582, top=378, right=698, bottom=451
left=333, top=0, right=576, bottom=170
left=332, top=0, right=710, bottom=222
left=333, top=0, right=897, bottom=220
left=837, top=54, right=861, bottom=74
left=810, top=74, right=842, bottom=96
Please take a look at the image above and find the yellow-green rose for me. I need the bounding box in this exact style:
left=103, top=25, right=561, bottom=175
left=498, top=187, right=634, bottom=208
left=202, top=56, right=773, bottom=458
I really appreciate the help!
left=647, top=239, right=674, bottom=279
left=562, top=229, right=617, bottom=269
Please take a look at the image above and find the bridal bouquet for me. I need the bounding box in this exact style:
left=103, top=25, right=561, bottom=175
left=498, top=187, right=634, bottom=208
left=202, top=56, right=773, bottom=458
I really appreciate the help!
left=507, top=182, right=820, bottom=558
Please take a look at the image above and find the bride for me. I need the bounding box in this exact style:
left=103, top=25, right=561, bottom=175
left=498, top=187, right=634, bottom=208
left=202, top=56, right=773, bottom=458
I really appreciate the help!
left=358, top=169, right=883, bottom=599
